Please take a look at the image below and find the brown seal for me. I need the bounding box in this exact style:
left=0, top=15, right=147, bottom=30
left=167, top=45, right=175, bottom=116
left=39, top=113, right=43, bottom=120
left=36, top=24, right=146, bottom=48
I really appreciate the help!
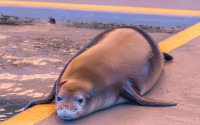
left=24, top=26, right=176, bottom=120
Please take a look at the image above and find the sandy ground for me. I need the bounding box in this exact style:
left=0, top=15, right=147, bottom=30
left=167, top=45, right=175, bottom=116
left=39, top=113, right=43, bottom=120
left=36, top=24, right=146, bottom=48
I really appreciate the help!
left=0, top=23, right=174, bottom=122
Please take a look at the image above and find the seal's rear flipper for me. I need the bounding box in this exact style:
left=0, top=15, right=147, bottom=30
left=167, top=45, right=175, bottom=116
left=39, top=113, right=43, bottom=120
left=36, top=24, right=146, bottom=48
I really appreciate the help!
left=24, top=81, right=56, bottom=110
left=163, top=52, right=173, bottom=61
left=122, top=81, right=177, bottom=106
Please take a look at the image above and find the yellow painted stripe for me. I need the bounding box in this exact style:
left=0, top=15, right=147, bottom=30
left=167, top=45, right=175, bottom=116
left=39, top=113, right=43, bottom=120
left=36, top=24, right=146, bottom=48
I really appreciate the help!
left=159, top=22, right=200, bottom=53
left=1, top=104, right=56, bottom=125
left=0, top=1, right=200, bottom=16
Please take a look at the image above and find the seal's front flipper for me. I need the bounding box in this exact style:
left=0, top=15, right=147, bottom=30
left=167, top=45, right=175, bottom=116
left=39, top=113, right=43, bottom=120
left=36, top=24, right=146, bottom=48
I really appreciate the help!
left=122, top=80, right=176, bottom=106
left=163, top=52, right=173, bottom=61
left=24, top=81, right=57, bottom=110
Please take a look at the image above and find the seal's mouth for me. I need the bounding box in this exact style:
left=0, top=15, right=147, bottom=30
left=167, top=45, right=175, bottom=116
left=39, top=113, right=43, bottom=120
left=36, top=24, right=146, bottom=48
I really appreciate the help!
left=59, top=114, right=80, bottom=120
left=57, top=107, right=84, bottom=120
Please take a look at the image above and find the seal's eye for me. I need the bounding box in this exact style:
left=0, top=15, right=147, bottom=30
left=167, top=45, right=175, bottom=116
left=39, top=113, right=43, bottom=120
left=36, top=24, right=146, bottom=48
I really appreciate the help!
left=78, top=99, right=83, bottom=104
left=73, top=97, right=84, bottom=104
left=57, top=96, right=62, bottom=101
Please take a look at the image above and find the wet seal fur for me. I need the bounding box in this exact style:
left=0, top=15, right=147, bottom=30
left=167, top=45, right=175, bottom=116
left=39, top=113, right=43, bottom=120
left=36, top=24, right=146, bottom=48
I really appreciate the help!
left=24, top=26, right=176, bottom=120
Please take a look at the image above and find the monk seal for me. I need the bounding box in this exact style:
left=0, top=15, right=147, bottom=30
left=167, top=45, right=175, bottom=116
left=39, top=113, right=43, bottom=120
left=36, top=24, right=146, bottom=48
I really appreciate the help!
left=24, top=26, right=176, bottom=120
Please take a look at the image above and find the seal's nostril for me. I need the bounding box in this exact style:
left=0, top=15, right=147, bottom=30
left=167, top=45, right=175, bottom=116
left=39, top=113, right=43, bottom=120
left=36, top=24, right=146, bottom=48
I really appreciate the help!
left=57, top=96, right=62, bottom=101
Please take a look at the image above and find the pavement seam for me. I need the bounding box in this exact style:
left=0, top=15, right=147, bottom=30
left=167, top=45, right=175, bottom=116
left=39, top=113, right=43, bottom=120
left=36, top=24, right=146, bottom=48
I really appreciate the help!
left=0, top=1, right=200, bottom=16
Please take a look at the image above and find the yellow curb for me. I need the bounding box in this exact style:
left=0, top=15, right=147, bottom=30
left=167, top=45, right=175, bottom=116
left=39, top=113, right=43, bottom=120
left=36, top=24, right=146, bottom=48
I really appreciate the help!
left=0, top=104, right=56, bottom=125
left=159, top=22, right=200, bottom=52
left=0, top=1, right=200, bottom=16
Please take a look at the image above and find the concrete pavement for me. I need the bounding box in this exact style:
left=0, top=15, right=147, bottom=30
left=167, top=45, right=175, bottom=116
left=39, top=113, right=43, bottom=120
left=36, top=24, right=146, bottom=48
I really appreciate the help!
left=1, top=23, right=200, bottom=125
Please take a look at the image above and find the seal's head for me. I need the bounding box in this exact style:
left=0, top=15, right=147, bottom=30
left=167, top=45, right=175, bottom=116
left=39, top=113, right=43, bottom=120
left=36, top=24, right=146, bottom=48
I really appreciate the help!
left=56, top=80, right=96, bottom=120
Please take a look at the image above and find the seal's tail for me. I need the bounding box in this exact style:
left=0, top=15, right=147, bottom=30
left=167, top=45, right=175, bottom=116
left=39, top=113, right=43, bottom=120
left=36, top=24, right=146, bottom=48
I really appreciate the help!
left=163, top=52, right=173, bottom=61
